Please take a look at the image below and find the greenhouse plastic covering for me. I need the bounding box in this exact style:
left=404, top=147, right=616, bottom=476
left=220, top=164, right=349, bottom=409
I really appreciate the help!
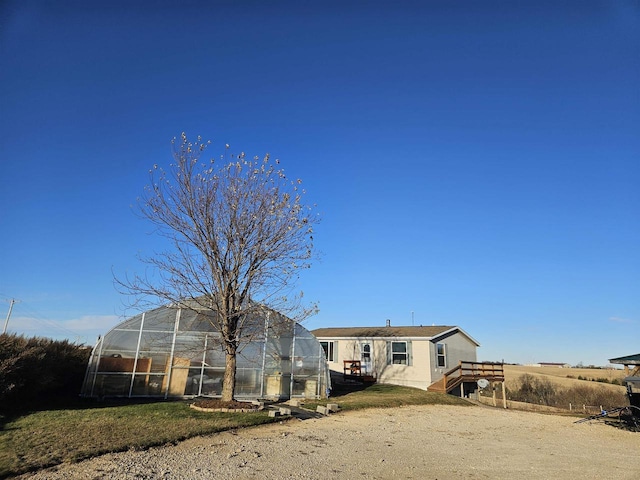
left=81, top=304, right=329, bottom=400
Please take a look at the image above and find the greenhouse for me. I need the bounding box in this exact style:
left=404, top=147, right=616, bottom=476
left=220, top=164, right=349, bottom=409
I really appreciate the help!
left=81, top=303, right=330, bottom=400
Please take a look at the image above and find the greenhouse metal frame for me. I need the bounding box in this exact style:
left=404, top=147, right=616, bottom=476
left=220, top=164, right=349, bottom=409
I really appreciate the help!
left=81, top=304, right=329, bottom=400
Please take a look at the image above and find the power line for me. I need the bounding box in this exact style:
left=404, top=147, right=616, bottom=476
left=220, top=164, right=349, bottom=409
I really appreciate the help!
left=7, top=301, right=85, bottom=341
left=0, top=293, right=14, bottom=303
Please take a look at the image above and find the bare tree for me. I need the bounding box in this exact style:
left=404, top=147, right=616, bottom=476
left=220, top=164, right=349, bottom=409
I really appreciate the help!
left=118, top=133, right=318, bottom=401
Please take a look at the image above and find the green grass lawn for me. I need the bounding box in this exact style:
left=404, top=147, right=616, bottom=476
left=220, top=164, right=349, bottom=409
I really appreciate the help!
left=305, top=383, right=471, bottom=411
left=0, top=401, right=275, bottom=478
left=0, top=386, right=469, bottom=478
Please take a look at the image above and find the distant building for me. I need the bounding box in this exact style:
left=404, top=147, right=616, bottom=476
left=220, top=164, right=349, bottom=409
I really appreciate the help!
left=529, top=362, right=571, bottom=368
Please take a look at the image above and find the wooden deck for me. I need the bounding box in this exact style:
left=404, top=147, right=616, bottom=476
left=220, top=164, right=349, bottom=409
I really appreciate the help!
left=342, top=360, right=376, bottom=384
left=428, top=361, right=504, bottom=394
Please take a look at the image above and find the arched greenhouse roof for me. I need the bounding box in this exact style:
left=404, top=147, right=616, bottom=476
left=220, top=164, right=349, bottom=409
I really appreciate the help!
left=81, top=303, right=329, bottom=400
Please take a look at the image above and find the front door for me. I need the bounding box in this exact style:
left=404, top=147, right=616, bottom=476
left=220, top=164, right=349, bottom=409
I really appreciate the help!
left=361, top=343, right=372, bottom=374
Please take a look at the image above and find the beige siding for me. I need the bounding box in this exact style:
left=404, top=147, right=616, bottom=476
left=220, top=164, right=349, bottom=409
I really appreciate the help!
left=318, top=331, right=478, bottom=391
left=378, top=339, right=431, bottom=390
left=429, top=334, right=478, bottom=383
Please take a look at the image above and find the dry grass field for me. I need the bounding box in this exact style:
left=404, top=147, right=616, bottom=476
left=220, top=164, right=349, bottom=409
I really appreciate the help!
left=504, top=364, right=627, bottom=392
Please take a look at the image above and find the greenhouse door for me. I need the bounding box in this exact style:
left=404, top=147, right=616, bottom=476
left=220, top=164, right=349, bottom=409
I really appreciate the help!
left=361, top=343, right=372, bottom=374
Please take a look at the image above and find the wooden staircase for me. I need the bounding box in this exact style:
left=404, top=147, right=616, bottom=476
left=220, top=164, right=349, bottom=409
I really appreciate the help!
left=428, top=361, right=504, bottom=394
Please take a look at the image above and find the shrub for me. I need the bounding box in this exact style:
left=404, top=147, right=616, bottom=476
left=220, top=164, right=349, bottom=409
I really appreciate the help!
left=0, top=333, right=90, bottom=413
left=507, top=374, right=556, bottom=405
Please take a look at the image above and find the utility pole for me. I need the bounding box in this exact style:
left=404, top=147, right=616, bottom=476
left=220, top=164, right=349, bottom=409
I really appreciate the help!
left=2, top=298, right=17, bottom=335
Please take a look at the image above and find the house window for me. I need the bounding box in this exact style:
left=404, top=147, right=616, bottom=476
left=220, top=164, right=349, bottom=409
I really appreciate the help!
left=436, top=343, right=446, bottom=368
left=391, top=341, right=407, bottom=365
left=320, top=341, right=337, bottom=362
left=361, top=343, right=371, bottom=363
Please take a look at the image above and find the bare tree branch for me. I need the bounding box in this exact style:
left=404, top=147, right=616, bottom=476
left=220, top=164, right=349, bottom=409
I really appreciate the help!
left=115, top=133, right=319, bottom=400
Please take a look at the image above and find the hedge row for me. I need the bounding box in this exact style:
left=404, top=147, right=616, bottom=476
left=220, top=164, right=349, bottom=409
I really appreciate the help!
left=0, top=333, right=91, bottom=413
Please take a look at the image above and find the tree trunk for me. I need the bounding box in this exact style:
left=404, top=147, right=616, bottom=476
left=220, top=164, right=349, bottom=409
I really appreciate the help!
left=221, top=348, right=237, bottom=402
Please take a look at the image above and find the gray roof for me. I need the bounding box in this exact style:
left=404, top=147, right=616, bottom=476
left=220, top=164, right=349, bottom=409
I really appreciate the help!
left=311, top=325, right=479, bottom=346
left=609, top=353, right=640, bottom=365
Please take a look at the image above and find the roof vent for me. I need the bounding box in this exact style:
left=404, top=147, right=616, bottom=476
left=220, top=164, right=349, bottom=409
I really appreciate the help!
left=386, top=319, right=391, bottom=327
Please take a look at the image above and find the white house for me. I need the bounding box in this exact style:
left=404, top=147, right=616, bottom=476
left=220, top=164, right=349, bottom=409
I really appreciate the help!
left=312, top=324, right=480, bottom=392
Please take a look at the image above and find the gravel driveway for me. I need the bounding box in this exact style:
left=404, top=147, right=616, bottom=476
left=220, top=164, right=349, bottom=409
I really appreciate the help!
left=20, top=404, right=640, bottom=479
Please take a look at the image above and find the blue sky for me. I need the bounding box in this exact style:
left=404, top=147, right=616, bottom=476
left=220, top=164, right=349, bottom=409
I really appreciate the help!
left=1, top=1, right=638, bottom=366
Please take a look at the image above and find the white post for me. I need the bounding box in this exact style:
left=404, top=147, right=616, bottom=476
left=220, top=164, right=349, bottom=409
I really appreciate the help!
left=2, top=299, right=17, bottom=334
left=502, top=381, right=507, bottom=409
left=164, top=309, right=181, bottom=399
left=129, top=312, right=146, bottom=397
left=88, top=336, right=103, bottom=398
left=260, top=313, right=270, bottom=398
left=289, top=322, right=297, bottom=398
left=198, top=334, right=208, bottom=397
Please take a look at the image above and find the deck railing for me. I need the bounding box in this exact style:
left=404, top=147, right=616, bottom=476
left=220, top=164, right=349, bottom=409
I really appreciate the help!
left=429, top=361, right=504, bottom=394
